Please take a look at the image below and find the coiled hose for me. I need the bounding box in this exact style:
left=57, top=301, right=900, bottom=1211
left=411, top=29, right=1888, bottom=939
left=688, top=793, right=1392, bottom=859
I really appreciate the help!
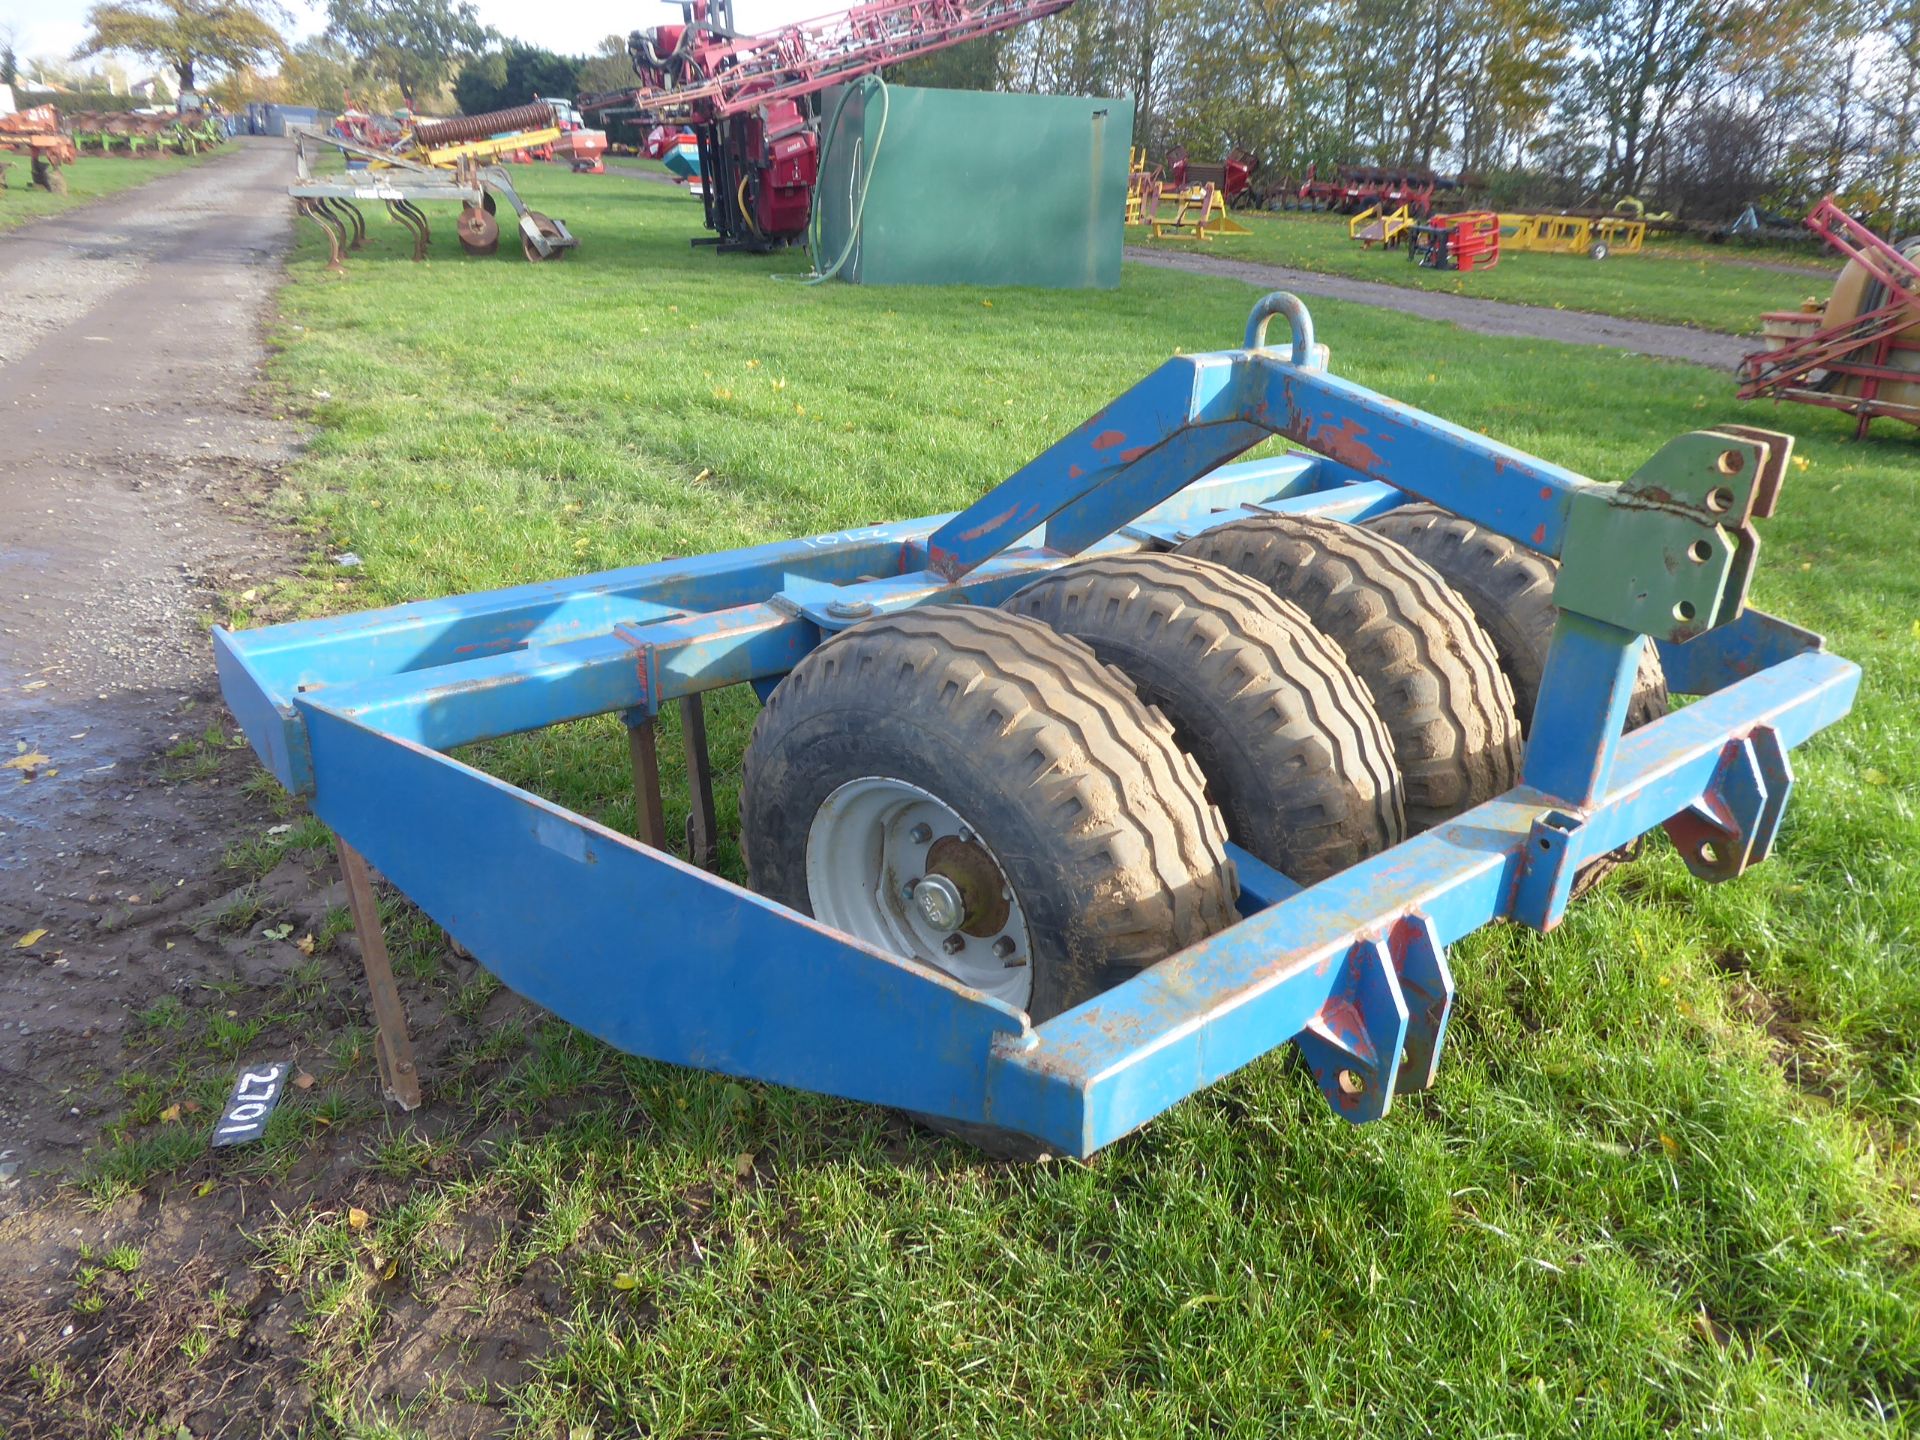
left=775, top=74, right=888, bottom=285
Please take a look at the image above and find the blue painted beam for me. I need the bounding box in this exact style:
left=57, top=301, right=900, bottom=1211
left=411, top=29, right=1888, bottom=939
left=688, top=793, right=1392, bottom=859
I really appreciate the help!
left=302, top=703, right=1035, bottom=1127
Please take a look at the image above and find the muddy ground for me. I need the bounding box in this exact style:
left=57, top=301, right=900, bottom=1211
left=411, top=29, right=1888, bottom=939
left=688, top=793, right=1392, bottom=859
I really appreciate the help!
left=0, top=140, right=572, bottom=1438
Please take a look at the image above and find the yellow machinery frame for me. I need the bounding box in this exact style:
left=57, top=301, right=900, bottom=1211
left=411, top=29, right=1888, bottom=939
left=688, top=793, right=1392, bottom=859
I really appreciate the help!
left=1348, top=203, right=1413, bottom=248
left=1498, top=212, right=1646, bottom=258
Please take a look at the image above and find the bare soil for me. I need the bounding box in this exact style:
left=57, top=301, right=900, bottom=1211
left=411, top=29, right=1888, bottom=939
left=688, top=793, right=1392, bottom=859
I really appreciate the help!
left=0, top=139, right=555, bottom=1439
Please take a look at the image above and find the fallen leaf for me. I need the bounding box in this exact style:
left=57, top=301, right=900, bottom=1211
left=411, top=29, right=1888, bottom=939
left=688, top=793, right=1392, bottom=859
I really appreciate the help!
left=381, top=1257, right=399, bottom=1280
left=2, top=752, right=50, bottom=772
left=266, top=824, right=292, bottom=837
left=733, top=1151, right=755, bottom=1179
left=348, top=1206, right=370, bottom=1231
left=20, top=680, right=46, bottom=692
left=296, top=933, right=316, bottom=956
left=13, top=929, right=48, bottom=950
left=292, top=1071, right=315, bottom=1090
left=183, top=1100, right=201, bottom=1114
left=195, top=1179, right=217, bottom=1198
left=1659, top=1133, right=1681, bottom=1158
left=611, top=1272, right=639, bottom=1291
left=160, top=1103, right=181, bottom=1123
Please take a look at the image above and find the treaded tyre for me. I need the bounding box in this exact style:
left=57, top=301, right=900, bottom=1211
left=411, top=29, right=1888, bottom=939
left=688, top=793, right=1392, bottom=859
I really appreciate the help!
left=1176, top=515, right=1523, bottom=832
left=1362, top=503, right=1669, bottom=735
left=1002, top=553, right=1404, bottom=882
left=740, top=605, right=1238, bottom=1024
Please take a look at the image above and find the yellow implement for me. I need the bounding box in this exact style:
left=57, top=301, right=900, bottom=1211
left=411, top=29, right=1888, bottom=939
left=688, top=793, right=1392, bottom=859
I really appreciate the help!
left=1498, top=212, right=1645, bottom=260
left=413, top=127, right=562, bottom=168
left=1147, top=183, right=1250, bottom=241
left=1348, top=203, right=1412, bottom=248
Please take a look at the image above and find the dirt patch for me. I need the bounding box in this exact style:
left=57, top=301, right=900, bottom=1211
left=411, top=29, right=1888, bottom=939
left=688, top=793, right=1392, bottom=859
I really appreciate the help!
left=0, top=140, right=579, bottom=1438
left=1126, top=246, right=1753, bottom=370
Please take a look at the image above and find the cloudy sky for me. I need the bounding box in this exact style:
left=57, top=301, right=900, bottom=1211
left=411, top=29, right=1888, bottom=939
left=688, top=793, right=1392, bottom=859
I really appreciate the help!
left=6, top=0, right=825, bottom=71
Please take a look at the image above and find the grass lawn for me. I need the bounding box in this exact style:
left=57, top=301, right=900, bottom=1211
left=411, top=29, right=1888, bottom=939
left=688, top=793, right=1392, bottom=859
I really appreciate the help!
left=110, top=164, right=1920, bottom=1436
left=1136, top=208, right=1838, bottom=337
left=0, top=147, right=222, bottom=232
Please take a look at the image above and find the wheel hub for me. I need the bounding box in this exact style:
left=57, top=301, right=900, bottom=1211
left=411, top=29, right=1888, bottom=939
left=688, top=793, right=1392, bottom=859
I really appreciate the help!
left=805, top=777, right=1033, bottom=1010
left=910, top=874, right=964, bottom=932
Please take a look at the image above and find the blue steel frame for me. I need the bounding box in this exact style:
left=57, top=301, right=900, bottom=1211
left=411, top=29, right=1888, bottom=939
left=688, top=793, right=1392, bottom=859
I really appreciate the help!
left=214, top=294, right=1858, bottom=1157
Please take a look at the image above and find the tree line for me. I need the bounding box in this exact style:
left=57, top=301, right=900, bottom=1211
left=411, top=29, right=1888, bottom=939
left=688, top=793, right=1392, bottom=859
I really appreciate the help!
left=897, top=0, right=1911, bottom=226
left=37, top=0, right=1913, bottom=226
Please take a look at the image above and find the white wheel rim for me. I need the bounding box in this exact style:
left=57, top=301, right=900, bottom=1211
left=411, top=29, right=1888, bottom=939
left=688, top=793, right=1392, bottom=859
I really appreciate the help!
left=805, top=776, right=1034, bottom=1011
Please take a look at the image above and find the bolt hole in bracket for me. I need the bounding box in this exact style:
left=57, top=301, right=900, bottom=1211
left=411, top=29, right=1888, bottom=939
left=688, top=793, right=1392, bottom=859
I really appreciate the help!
left=1514, top=423, right=1794, bottom=927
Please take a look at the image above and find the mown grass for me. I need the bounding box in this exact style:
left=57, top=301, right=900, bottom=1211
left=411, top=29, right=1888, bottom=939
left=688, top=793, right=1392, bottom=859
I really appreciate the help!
left=1135, top=207, right=1838, bottom=336
left=0, top=147, right=220, bottom=232
left=219, top=164, right=1920, bottom=1435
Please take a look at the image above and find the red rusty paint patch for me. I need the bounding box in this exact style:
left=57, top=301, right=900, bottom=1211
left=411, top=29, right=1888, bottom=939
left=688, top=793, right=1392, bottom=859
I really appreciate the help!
left=1068, top=463, right=1084, bottom=479
left=1119, top=445, right=1152, bottom=464
left=1090, top=429, right=1128, bottom=451
left=956, top=501, right=1024, bottom=543
left=1531, top=523, right=1547, bottom=546
left=1306, top=415, right=1385, bottom=476
left=1540, top=486, right=1553, bottom=501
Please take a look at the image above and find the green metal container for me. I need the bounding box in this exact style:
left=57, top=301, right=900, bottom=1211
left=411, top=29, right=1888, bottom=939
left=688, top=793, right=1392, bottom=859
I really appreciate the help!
left=812, top=82, right=1133, bottom=289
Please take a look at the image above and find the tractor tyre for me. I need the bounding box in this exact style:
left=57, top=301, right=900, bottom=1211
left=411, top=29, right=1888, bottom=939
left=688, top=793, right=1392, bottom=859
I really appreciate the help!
left=741, top=605, right=1237, bottom=1026
left=1362, top=503, right=1669, bottom=734
left=1177, top=515, right=1523, bottom=833
left=1002, top=553, right=1404, bottom=883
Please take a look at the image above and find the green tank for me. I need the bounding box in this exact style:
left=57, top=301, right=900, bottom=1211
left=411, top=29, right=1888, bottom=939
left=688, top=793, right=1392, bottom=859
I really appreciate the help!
left=811, top=82, right=1133, bottom=289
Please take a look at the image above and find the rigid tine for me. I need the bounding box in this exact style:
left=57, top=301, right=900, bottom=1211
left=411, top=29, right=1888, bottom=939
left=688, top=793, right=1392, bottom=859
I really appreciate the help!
left=680, top=694, right=718, bottom=868
left=334, top=836, right=422, bottom=1111
left=628, top=714, right=668, bottom=850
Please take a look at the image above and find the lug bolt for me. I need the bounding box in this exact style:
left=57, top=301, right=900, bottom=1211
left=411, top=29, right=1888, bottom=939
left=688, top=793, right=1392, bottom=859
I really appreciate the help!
left=992, top=936, right=1017, bottom=960
left=901, top=879, right=919, bottom=900
left=942, top=934, right=966, bottom=956
left=908, top=822, right=932, bottom=844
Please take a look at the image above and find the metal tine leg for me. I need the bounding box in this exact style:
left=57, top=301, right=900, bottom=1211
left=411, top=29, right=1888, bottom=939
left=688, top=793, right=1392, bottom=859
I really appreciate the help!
left=681, top=694, right=718, bottom=869
left=301, top=200, right=345, bottom=273
left=335, top=198, right=367, bottom=249
left=627, top=713, right=668, bottom=849
left=334, top=835, right=423, bottom=1111
left=401, top=201, right=431, bottom=260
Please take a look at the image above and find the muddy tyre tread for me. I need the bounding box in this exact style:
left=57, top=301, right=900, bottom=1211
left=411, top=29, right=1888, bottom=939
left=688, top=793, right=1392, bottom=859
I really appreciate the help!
left=1363, top=502, right=1669, bottom=733
left=1002, top=552, right=1404, bottom=882
left=1177, top=515, right=1523, bottom=832
left=741, top=605, right=1237, bottom=1021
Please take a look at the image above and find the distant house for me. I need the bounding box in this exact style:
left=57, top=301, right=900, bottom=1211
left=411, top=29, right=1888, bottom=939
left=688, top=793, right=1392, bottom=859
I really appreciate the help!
left=0, top=84, right=15, bottom=117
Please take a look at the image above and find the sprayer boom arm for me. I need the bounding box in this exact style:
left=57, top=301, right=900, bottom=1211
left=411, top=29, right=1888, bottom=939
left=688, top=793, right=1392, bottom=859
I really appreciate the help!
left=581, top=0, right=1075, bottom=120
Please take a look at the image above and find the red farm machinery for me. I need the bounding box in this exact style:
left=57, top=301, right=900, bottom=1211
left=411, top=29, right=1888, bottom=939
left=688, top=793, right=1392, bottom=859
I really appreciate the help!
left=578, top=0, right=1078, bottom=251
left=1739, top=198, right=1920, bottom=439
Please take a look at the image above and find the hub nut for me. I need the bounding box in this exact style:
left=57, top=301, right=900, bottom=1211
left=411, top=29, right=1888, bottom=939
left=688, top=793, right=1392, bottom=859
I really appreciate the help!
left=911, top=874, right=965, bottom=933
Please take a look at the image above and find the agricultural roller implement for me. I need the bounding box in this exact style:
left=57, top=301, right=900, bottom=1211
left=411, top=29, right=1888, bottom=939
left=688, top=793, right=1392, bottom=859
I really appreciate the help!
left=214, top=293, right=1857, bottom=1157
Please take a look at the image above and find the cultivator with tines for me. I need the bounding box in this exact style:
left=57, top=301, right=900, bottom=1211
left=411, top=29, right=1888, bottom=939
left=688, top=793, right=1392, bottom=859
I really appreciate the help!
left=215, top=292, right=1857, bottom=1157
left=1740, top=198, right=1920, bottom=438
left=66, top=110, right=227, bottom=157
left=288, top=116, right=579, bottom=273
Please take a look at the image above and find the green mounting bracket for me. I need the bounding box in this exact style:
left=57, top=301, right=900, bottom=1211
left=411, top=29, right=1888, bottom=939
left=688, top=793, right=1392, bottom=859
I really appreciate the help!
left=1555, top=426, right=1788, bottom=643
